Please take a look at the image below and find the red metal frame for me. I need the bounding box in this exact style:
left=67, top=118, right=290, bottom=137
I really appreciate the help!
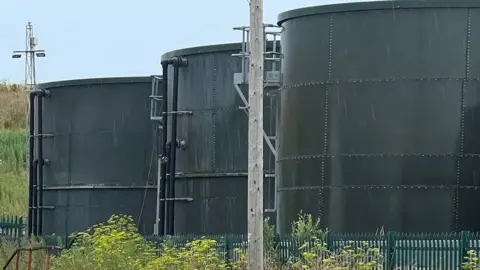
left=2, top=246, right=64, bottom=270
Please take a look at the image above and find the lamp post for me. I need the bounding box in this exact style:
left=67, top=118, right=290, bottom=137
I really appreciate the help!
left=12, top=22, right=46, bottom=89
left=12, top=21, right=46, bottom=237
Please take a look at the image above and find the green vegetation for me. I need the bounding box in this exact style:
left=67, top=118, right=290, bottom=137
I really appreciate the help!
left=0, top=213, right=386, bottom=269
left=2, top=212, right=479, bottom=269
left=464, top=250, right=480, bottom=270
left=0, top=81, right=27, bottom=130
left=0, top=129, right=27, bottom=216
left=0, top=82, right=28, bottom=217
left=0, top=236, right=56, bottom=269
left=0, top=129, right=27, bottom=174
left=1, top=82, right=480, bottom=269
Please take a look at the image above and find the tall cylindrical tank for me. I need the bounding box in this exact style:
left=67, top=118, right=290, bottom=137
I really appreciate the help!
left=38, top=77, right=157, bottom=237
left=277, top=0, right=480, bottom=233
left=161, top=42, right=281, bottom=234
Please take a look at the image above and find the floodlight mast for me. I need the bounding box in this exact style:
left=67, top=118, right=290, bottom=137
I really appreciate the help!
left=12, top=22, right=47, bottom=237
left=12, top=22, right=46, bottom=89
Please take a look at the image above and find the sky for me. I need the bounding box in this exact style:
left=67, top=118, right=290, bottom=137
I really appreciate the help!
left=0, top=0, right=365, bottom=84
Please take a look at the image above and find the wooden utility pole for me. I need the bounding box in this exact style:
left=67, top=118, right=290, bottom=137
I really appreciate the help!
left=247, top=0, right=264, bottom=269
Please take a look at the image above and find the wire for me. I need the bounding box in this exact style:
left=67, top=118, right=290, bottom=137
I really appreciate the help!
left=137, top=115, right=158, bottom=229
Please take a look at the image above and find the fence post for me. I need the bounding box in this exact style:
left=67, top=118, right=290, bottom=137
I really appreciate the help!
left=325, top=231, right=333, bottom=252
left=459, top=231, right=471, bottom=268
left=274, top=233, right=282, bottom=262
left=225, top=234, right=231, bottom=263
left=17, top=216, right=23, bottom=238
left=387, top=231, right=397, bottom=270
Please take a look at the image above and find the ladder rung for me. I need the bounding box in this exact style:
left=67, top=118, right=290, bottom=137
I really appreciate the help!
left=232, top=53, right=249, bottom=57
left=265, top=31, right=281, bottom=35
left=264, top=51, right=282, bottom=55
left=233, top=26, right=250, bottom=30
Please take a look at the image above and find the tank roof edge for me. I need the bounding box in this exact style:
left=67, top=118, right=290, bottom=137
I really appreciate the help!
left=277, top=0, right=480, bottom=26
left=37, top=75, right=160, bottom=89
left=161, top=40, right=281, bottom=60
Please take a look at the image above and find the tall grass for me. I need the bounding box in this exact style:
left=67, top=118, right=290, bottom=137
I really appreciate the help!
left=0, top=81, right=27, bottom=130
left=0, top=130, right=27, bottom=174
left=0, top=236, right=53, bottom=269
left=0, top=81, right=28, bottom=217
left=0, top=130, right=27, bottom=216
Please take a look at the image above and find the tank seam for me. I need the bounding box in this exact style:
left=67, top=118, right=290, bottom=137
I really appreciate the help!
left=280, top=77, right=469, bottom=90
left=454, top=8, right=470, bottom=232
left=65, top=123, right=72, bottom=236
left=211, top=55, right=218, bottom=173
left=278, top=185, right=479, bottom=191
left=319, top=14, right=333, bottom=226
left=278, top=153, right=473, bottom=161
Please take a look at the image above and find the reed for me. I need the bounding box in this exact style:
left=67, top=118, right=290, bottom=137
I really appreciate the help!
left=0, top=81, right=27, bottom=130
left=0, top=129, right=27, bottom=216
left=0, top=81, right=28, bottom=217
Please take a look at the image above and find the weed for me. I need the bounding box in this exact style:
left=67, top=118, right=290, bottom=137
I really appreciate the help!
left=0, top=129, right=27, bottom=216
left=0, top=129, right=27, bottom=174
left=463, top=250, right=480, bottom=270
left=0, top=236, right=51, bottom=269
left=51, top=214, right=157, bottom=270
left=0, top=81, right=27, bottom=130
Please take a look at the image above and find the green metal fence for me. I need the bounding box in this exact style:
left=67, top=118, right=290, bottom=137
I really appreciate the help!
left=148, top=231, right=480, bottom=269
left=0, top=216, right=24, bottom=238
left=1, top=214, right=480, bottom=269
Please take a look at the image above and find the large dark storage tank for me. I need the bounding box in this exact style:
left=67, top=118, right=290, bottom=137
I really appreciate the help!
left=38, top=77, right=157, bottom=236
left=277, top=0, right=480, bottom=233
left=161, top=42, right=280, bottom=234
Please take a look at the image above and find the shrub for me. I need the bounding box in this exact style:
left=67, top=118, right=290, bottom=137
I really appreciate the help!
left=290, top=239, right=383, bottom=269
left=463, top=249, right=480, bottom=270
left=50, top=214, right=156, bottom=270
left=291, top=210, right=327, bottom=239
left=147, top=237, right=231, bottom=270
left=286, top=211, right=383, bottom=269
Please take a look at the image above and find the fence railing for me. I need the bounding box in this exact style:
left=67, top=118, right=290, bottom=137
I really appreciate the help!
left=0, top=216, right=24, bottom=238
left=147, top=231, right=480, bottom=269
left=1, top=215, right=479, bottom=269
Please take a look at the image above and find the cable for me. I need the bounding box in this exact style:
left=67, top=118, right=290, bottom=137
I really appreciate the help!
left=137, top=113, right=158, bottom=229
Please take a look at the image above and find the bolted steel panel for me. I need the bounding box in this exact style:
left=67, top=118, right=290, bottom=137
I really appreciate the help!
left=277, top=1, right=480, bottom=233
left=161, top=42, right=280, bottom=234
left=39, top=77, right=157, bottom=236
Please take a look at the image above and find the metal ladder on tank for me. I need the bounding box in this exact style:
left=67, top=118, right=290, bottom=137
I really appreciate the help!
left=232, top=24, right=283, bottom=213
left=149, top=75, right=164, bottom=236
left=150, top=76, right=164, bottom=122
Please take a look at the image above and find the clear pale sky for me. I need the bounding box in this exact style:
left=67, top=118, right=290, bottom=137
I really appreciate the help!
left=0, top=0, right=363, bottom=84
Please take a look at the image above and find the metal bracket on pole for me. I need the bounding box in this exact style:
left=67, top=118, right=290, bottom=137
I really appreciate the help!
left=232, top=23, right=283, bottom=223
left=234, top=84, right=277, bottom=158
left=232, top=23, right=282, bottom=160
